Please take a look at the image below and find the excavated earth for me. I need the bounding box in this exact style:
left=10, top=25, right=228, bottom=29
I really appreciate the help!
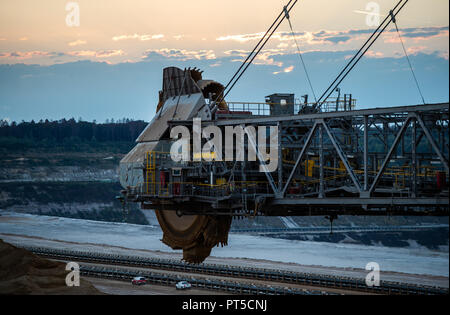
left=0, top=239, right=102, bottom=295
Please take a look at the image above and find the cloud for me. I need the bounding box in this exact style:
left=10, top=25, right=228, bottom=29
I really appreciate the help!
left=384, top=27, right=449, bottom=44
left=67, top=50, right=125, bottom=58
left=438, top=51, right=449, bottom=60
left=322, top=35, right=352, bottom=44
left=224, top=49, right=250, bottom=55
left=225, top=48, right=287, bottom=67
left=95, top=50, right=125, bottom=58
left=400, top=26, right=448, bottom=38
left=209, top=62, right=221, bottom=67
left=112, top=34, right=164, bottom=41
left=0, top=51, right=57, bottom=60
left=217, top=32, right=264, bottom=42
left=406, top=46, right=427, bottom=56
left=0, top=49, right=447, bottom=123
left=383, top=35, right=402, bottom=44
left=216, top=30, right=355, bottom=45
left=254, top=51, right=284, bottom=67
left=122, top=59, right=140, bottom=64
left=408, top=29, right=449, bottom=43
left=143, top=48, right=216, bottom=61
left=68, top=40, right=87, bottom=46
left=275, top=30, right=367, bottom=45
left=19, top=37, right=28, bottom=41
left=365, top=50, right=384, bottom=58
left=1, top=26, right=447, bottom=67
left=216, top=26, right=449, bottom=49
left=0, top=47, right=161, bottom=64
left=273, top=65, right=294, bottom=75
left=284, top=65, right=294, bottom=72
left=66, top=51, right=96, bottom=57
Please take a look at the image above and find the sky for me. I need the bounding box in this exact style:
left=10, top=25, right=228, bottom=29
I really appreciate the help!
left=0, top=0, right=448, bottom=123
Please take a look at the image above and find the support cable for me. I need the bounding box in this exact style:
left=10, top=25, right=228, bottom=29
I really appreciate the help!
left=313, top=0, right=408, bottom=111
left=391, top=10, right=426, bottom=105
left=220, top=0, right=293, bottom=96
left=216, top=0, right=298, bottom=105
left=284, top=6, right=317, bottom=103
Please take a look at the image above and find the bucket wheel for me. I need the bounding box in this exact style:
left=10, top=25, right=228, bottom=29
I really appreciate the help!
left=155, top=210, right=232, bottom=263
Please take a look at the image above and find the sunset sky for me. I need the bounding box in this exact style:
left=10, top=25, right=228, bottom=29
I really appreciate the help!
left=0, top=0, right=448, bottom=122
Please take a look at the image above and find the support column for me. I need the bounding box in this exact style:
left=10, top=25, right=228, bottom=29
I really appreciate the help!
left=412, top=118, right=417, bottom=198
left=319, top=125, right=324, bottom=198
left=364, top=115, right=369, bottom=192
left=278, top=122, right=283, bottom=192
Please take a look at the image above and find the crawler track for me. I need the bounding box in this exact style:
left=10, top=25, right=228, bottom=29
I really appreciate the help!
left=25, top=246, right=448, bottom=295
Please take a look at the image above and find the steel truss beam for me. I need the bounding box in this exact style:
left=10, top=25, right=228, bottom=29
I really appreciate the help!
left=281, top=121, right=319, bottom=196
left=415, top=113, right=449, bottom=173
left=321, top=119, right=362, bottom=193
left=159, top=102, right=448, bottom=214
left=209, top=103, right=448, bottom=126
left=368, top=116, right=412, bottom=195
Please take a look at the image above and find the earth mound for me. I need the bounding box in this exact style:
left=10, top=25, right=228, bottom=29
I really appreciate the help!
left=0, top=239, right=102, bottom=294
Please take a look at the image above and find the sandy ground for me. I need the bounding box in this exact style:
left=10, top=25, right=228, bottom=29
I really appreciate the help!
left=1, top=233, right=448, bottom=289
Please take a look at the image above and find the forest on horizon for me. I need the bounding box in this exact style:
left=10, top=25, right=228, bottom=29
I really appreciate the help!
left=0, top=118, right=148, bottom=151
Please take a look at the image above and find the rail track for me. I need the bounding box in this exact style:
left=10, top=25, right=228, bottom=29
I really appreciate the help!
left=24, top=246, right=448, bottom=295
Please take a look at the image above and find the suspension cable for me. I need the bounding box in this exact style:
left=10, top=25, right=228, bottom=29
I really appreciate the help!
left=284, top=5, right=317, bottom=103
left=313, top=0, right=408, bottom=110
left=216, top=0, right=298, bottom=105
left=220, top=0, right=293, bottom=96
left=391, top=10, right=426, bottom=105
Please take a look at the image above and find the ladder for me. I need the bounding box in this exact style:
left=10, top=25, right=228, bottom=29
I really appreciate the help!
left=146, top=151, right=156, bottom=195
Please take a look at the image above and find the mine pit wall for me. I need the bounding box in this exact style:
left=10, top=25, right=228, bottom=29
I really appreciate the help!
left=0, top=181, right=149, bottom=225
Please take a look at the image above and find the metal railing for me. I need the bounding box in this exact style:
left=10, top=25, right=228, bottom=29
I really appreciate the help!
left=141, top=180, right=272, bottom=198
left=225, top=97, right=356, bottom=116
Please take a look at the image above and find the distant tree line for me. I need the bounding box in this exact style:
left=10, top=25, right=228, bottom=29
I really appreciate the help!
left=0, top=118, right=148, bottom=152
left=0, top=118, right=147, bottom=143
